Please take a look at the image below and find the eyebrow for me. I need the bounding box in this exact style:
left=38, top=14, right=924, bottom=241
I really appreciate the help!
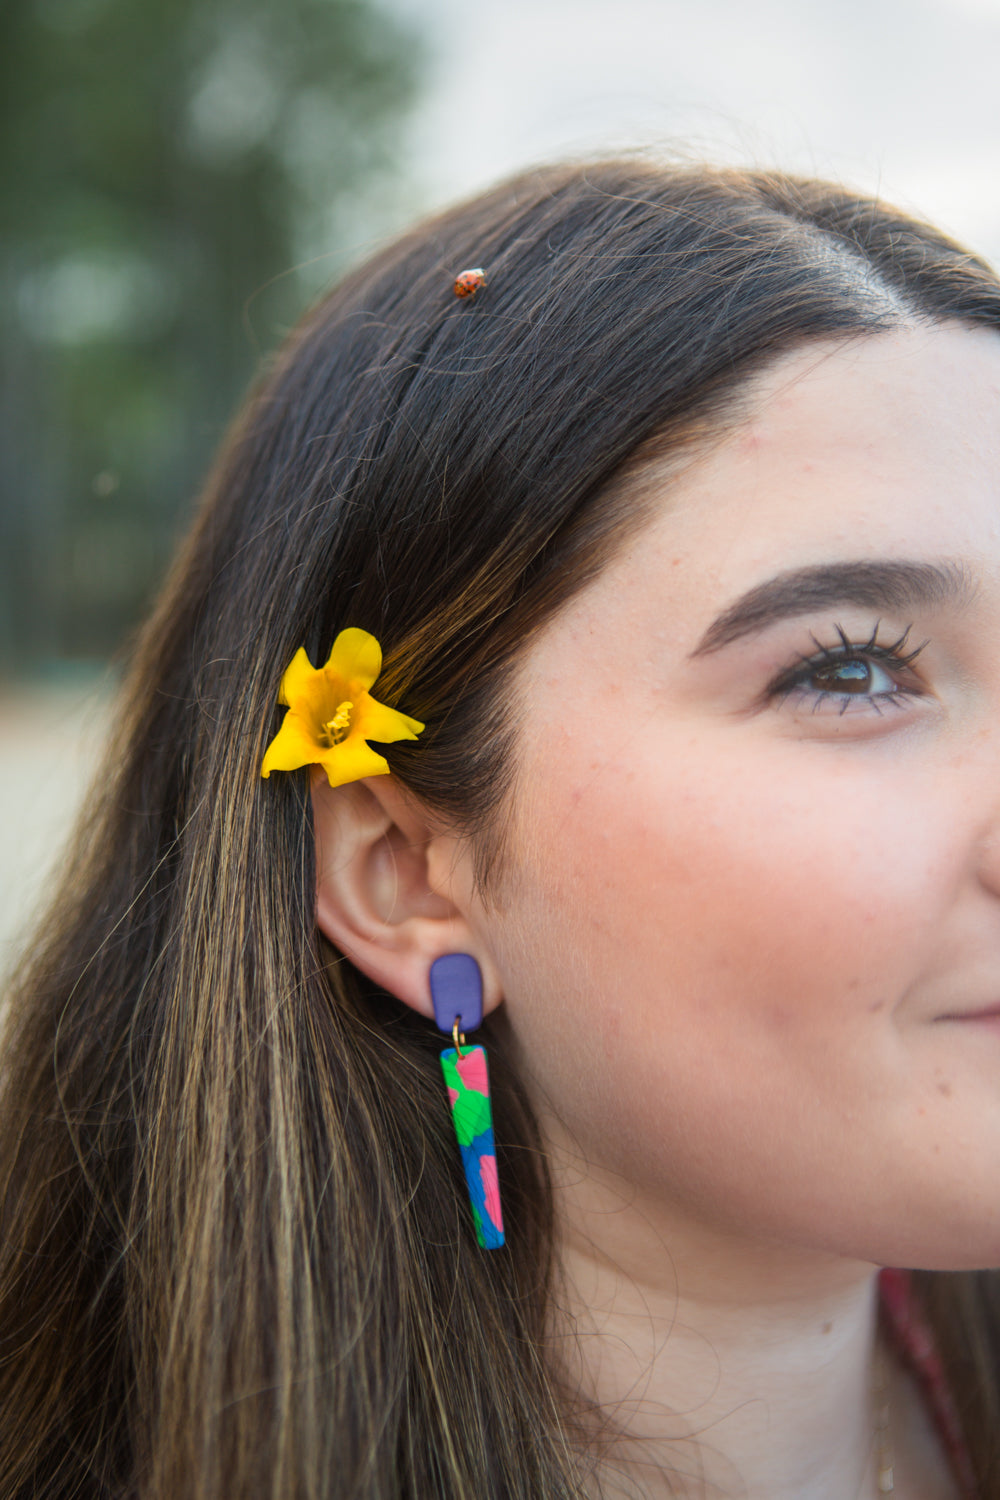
left=689, top=559, right=977, bottom=657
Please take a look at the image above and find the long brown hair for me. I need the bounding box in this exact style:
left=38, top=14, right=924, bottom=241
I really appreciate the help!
left=3, top=158, right=1000, bottom=1499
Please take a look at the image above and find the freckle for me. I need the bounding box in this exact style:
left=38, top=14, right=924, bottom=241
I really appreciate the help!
left=821, top=1322, right=832, bottom=1335
left=937, top=1082, right=952, bottom=1097
left=932, top=1144, right=941, bottom=1154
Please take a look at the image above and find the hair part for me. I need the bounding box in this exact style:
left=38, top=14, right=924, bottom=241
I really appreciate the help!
left=2, top=157, right=1000, bottom=1498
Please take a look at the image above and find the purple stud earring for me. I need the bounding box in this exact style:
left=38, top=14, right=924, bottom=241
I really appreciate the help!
left=429, top=953, right=505, bottom=1249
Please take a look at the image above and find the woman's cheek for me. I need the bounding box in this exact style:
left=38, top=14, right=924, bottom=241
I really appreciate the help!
left=500, top=730, right=951, bottom=1163
left=530, top=733, right=930, bottom=1006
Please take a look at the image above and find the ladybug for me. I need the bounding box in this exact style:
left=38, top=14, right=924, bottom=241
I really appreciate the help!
left=453, top=267, right=486, bottom=298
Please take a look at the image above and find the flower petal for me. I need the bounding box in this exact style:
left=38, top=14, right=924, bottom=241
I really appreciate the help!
left=263, top=629, right=425, bottom=788
left=324, top=628, right=382, bottom=694
left=356, top=693, right=425, bottom=745
left=298, top=669, right=344, bottom=727
left=261, top=711, right=322, bottom=777
left=318, top=738, right=391, bottom=788
left=278, top=647, right=318, bottom=708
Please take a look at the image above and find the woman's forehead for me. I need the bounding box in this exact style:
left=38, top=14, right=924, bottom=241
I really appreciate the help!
left=625, top=327, right=1000, bottom=569
left=515, top=325, right=1000, bottom=678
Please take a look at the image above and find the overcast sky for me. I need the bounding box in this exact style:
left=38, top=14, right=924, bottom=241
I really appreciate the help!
left=387, top=0, right=1000, bottom=267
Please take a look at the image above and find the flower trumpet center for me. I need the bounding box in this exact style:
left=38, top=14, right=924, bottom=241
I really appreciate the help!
left=320, top=700, right=354, bottom=747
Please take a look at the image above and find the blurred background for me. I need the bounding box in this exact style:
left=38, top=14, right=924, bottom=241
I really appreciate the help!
left=2, top=0, right=999, bottom=967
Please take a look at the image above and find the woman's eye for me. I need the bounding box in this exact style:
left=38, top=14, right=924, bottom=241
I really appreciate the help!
left=768, top=624, right=929, bottom=716
left=804, top=656, right=896, bottom=696
left=770, top=630, right=927, bottom=716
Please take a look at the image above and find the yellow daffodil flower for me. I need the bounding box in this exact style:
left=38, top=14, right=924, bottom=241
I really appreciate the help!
left=261, top=628, right=424, bottom=788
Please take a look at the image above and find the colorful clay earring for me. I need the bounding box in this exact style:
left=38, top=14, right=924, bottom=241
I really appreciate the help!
left=429, top=953, right=505, bottom=1249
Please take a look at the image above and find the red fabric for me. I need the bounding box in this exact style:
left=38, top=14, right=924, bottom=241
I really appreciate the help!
left=878, top=1267, right=978, bottom=1498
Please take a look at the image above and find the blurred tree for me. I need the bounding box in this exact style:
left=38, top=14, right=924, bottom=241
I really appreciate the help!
left=0, top=0, right=422, bottom=670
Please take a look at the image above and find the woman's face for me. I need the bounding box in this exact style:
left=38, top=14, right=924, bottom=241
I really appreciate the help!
left=472, top=323, right=1000, bottom=1271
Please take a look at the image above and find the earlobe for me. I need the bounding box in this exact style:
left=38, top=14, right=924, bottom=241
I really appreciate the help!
left=310, top=769, right=502, bottom=1019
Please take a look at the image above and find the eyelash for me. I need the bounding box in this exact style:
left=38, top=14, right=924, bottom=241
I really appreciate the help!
left=769, top=621, right=929, bottom=715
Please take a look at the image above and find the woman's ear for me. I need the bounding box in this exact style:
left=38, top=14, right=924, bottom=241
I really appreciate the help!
left=311, top=768, right=502, bottom=1020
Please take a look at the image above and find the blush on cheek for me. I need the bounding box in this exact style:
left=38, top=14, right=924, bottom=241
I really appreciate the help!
left=558, top=738, right=940, bottom=1023
left=505, top=738, right=942, bottom=1192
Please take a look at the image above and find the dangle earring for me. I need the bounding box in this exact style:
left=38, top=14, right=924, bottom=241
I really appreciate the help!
left=429, top=953, right=505, bottom=1249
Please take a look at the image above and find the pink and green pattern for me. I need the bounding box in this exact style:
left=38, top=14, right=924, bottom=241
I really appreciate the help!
left=439, top=1043, right=505, bottom=1249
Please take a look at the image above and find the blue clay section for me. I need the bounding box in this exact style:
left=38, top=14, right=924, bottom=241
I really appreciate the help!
left=458, top=1129, right=504, bottom=1249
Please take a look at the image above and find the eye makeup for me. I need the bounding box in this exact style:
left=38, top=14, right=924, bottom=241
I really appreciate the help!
left=768, top=621, right=929, bottom=716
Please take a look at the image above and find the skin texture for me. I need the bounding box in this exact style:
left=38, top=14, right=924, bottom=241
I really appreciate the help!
left=314, top=323, right=1000, bottom=1496
left=492, top=322, right=1000, bottom=1277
